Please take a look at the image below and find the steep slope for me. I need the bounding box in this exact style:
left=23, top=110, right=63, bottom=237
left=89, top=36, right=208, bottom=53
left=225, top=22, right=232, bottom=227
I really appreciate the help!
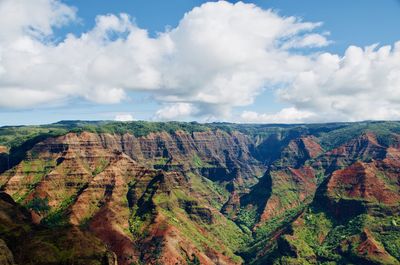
left=237, top=136, right=323, bottom=263
left=232, top=136, right=322, bottom=225
left=0, top=192, right=117, bottom=265
left=258, top=133, right=400, bottom=265
left=0, top=121, right=399, bottom=265
left=0, top=130, right=257, bottom=265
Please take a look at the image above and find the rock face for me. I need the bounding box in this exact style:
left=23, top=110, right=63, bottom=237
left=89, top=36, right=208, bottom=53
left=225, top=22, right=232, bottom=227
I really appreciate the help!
left=0, top=146, right=8, bottom=174
left=0, top=239, right=15, bottom=265
left=0, top=122, right=399, bottom=265
left=0, top=146, right=7, bottom=153
left=1, top=130, right=256, bottom=265
left=259, top=166, right=317, bottom=222
left=260, top=131, right=400, bottom=265
left=327, top=161, right=400, bottom=205
left=0, top=192, right=117, bottom=265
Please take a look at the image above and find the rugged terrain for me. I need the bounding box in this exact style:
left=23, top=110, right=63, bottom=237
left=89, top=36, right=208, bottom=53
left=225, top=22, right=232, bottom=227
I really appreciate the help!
left=0, top=120, right=399, bottom=265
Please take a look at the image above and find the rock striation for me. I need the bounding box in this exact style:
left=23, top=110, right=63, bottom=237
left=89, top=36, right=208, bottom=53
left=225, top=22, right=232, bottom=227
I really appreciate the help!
left=0, top=122, right=399, bottom=265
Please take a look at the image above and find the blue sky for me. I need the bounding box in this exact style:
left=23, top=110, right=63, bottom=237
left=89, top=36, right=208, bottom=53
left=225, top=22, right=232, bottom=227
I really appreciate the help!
left=1, top=0, right=400, bottom=125
left=60, top=0, right=400, bottom=53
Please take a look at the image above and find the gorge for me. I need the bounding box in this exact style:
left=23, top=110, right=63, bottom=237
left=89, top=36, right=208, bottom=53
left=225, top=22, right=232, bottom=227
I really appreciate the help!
left=0, top=121, right=399, bottom=265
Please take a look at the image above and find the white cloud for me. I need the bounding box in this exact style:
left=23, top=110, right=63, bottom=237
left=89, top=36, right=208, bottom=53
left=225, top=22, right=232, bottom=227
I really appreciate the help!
left=154, top=103, right=197, bottom=121
left=1, top=0, right=399, bottom=123
left=240, top=108, right=315, bottom=123
left=277, top=43, right=400, bottom=122
left=0, top=0, right=327, bottom=117
left=156, top=1, right=327, bottom=112
left=281, top=33, right=331, bottom=49
left=0, top=0, right=76, bottom=41
left=114, top=113, right=134, bottom=122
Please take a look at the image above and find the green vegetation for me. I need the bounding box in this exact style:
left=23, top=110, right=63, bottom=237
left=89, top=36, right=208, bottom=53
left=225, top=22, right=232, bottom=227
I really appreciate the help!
left=1, top=120, right=400, bottom=148
left=316, top=121, right=400, bottom=150
left=369, top=214, right=400, bottom=260
left=192, top=154, right=204, bottom=167
left=187, top=173, right=229, bottom=209
left=9, top=159, right=56, bottom=203
left=379, top=231, right=400, bottom=260
left=92, top=157, right=109, bottom=176
left=2, top=120, right=400, bottom=264
left=2, top=120, right=400, bottom=160
left=42, top=195, right=77, bottom=226
left=254, top=206, right=305, bottom=242
left=239, top=205, right=306, bottom=264
left=0, top=126, right=67, bottom=149
left=24, top=159, right=55, bottom=187
left=66, top=120, right=211, bottom=137
left=237, top=207, right=258, bottom=228
left=191, top=154, right=215, bottom=168
left=129, top=204, right=152, bottom=238
left=0, top=193, right=112, bottom=265
left=153, top=156, right=168, bottom=166
left=151, top=181, right=247, bottom=263
left=26, top=197, right=50, bottom=214
left=270, top=206, right=400, bottom=265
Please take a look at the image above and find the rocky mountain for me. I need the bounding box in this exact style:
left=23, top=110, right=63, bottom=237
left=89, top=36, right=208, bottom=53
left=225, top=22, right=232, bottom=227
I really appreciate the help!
left=0, top=121, right=399, bottom=265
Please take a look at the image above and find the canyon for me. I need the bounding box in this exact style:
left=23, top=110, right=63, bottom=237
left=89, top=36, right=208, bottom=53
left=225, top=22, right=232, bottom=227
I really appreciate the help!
left=0, top=121, right=399, bottom=265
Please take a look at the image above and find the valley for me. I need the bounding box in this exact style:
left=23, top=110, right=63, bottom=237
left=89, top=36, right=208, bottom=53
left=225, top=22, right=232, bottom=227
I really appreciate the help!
left=0, top=121, right=399, bottom=265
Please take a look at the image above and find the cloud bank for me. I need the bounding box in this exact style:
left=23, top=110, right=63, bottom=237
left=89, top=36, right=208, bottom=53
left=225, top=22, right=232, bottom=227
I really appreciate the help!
left=0, top=0, right=399, bottom=123
left=114, top=114, right=134, bottom=122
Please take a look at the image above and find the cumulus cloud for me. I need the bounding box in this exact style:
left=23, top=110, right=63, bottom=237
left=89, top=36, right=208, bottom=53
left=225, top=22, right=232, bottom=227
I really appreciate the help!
left=0, top=0, right=76, bottom=41
left=281, top=33, right=331, bottom=49
left=154, top=103, right=198, bottom=121
left=241, top=43, right=400, bottom=123
left=277, top=43, right=400, bottom=122
left=155, top=1, right=326, bottom=111
left=0, top=0, right=326, bottom=114
left=1, top=0, right=399, bottom=122
left=240, top=108, right=315, bottom=123
left=114, top=114, right=134, bottom=122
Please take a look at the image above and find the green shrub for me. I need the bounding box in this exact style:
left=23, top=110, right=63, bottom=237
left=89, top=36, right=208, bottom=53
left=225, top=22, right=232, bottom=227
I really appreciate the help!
left=26, top=197, right=50, bottom=214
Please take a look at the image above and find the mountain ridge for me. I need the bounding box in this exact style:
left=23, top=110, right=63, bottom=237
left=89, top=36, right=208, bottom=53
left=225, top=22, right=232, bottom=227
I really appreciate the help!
left=0, top=121, right=399, bottom=265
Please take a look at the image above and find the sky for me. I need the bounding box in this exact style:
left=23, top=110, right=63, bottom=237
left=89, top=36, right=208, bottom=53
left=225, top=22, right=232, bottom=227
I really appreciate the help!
left=0, top=0, right=400, bottom=126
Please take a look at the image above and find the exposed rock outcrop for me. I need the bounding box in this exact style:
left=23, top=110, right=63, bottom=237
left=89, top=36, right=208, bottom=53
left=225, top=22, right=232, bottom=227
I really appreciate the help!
left=0, top=123, right=399, bottom=265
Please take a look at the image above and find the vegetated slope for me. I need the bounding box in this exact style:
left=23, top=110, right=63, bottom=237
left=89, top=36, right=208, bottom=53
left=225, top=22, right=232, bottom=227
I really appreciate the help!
left=246, top=131, right=400, bottom=265
left=0, top=120, right=399, bottom=265
left=0, top=192, right=117, bottom=265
